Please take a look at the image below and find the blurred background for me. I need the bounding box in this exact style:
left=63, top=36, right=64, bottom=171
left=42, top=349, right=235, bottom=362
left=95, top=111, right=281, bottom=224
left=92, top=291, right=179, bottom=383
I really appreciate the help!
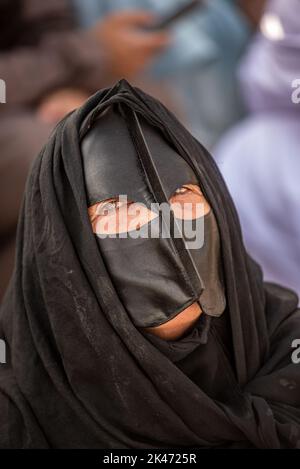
left=0, top=0, right=299, bottom=303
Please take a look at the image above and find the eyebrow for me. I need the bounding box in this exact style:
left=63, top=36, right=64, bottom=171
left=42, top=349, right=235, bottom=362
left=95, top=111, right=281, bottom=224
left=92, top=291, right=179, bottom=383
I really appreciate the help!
left=97, top=197, right=117, bottom=207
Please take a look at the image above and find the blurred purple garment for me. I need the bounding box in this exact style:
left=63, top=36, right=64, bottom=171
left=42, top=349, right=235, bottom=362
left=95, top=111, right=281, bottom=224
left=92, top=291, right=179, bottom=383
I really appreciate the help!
left=239, top=0, right=300, bottom=112
left=216, top=113, right=300, bottom=297
left=215, top=0, right=300, bottom=299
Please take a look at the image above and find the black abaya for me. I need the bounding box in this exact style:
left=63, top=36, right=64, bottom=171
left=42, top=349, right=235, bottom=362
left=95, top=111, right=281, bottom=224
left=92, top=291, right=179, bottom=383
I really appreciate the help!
left=0, top=79, right=299, bottom=449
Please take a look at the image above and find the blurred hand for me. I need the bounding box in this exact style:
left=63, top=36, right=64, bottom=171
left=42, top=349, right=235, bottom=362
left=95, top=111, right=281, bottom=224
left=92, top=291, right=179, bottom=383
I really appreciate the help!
left=91, top=11, right=171, bottom=80
left=37, top=88, right=89, bottom=124
left=238, top=0, right=267, bottom=26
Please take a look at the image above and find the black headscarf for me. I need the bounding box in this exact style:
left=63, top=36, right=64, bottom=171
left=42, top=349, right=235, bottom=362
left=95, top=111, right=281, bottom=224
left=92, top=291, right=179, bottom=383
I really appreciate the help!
left=0, top=79, right=299, bottom=449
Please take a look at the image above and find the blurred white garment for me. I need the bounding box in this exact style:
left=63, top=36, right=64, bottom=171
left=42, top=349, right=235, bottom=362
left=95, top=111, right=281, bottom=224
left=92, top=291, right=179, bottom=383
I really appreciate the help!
left=215, top=113, right=300, bottom=299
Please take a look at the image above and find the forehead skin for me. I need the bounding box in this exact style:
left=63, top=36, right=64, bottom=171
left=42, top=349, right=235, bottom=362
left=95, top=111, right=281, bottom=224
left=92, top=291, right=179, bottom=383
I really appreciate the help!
left=81, top=106, right=198, bottom=207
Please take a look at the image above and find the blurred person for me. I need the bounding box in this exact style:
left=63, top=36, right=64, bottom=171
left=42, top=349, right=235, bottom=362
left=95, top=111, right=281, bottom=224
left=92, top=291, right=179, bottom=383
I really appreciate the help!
left=73, top=0, right=267, bottom=147
left=0, top=0, right=169, bottom=302
left=0, top=80, right=299, bottom=448
left=215, top=0, right=300, bottom=298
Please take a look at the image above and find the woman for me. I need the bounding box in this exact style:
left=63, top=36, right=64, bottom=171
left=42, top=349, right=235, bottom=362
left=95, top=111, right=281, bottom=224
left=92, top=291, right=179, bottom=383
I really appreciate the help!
left=0, top=79, right=299, bottom=448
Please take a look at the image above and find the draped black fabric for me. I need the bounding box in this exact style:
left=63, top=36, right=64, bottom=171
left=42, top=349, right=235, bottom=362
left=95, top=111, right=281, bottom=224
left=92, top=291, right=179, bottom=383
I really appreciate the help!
left=0, top=79, right=300, bottom=449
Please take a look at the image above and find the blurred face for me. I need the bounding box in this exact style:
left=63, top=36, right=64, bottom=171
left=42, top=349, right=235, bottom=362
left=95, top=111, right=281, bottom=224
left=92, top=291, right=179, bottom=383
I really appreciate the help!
left=88, top=183, right=211, bottom=340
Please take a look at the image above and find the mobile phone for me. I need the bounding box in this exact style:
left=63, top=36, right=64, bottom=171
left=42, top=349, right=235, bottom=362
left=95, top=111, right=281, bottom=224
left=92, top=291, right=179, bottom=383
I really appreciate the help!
left=147, top=0, right=205, bottom=31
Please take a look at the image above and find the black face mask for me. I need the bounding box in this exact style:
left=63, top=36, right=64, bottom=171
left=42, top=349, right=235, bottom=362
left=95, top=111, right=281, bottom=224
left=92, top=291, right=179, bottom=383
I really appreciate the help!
left=81, top=104, right=226, bottom=328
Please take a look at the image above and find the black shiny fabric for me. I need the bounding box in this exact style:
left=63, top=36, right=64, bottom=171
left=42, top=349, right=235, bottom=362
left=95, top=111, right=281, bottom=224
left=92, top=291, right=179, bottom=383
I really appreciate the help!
left=82, top=104, right=226, bottom=327
left=186, top=209, right=226, bottom=317
left=0, top=80, right=299, bottom=448
left=82, top=105, right=199, bottom=208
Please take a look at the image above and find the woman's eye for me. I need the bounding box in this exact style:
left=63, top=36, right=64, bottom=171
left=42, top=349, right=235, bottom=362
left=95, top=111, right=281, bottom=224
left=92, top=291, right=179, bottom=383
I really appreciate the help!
left=96, top=198, right=134, bottom=216
left=173, top=185, right=193, bottom=197
left=172, top=185, right=203, bottom=198
left=175, top=187, right=189, bottom=195
left=97, top=200, right=120, bottom=216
